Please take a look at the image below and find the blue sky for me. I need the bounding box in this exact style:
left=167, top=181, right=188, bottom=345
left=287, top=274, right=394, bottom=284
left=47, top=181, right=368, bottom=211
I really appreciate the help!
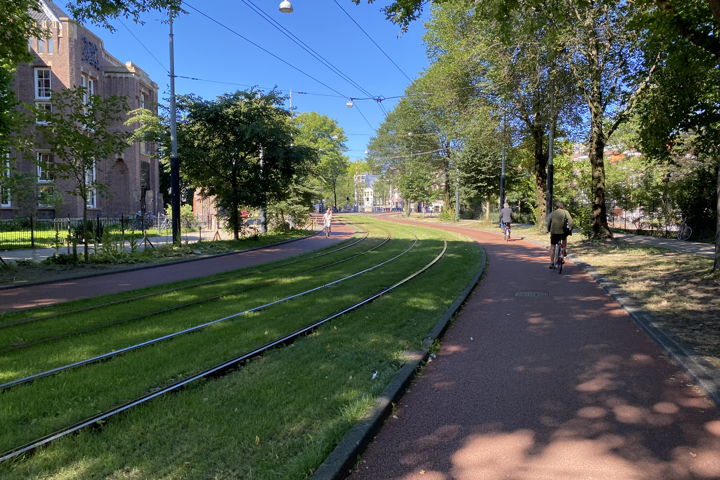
left=60, top=0, right=431, bottom=162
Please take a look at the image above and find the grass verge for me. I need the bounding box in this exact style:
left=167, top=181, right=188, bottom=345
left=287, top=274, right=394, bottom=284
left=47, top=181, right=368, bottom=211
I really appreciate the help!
left=0, top=229, right=314, bottom=288
left=0, top=216, right=483, bottom=479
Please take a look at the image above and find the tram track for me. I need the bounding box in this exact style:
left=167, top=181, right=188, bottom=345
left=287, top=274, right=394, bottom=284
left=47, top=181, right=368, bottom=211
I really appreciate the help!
left=0, top=234, right=417, bottom=390
left=0, top=232, right=391, bottom=354
left=0, top=230, right=371, bottom=330
left=0, top=239, right=447, bottom=465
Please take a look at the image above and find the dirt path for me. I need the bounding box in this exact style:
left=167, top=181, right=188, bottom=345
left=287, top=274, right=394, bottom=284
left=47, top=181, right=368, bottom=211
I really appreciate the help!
left=349, top=220, right=720, bottom=480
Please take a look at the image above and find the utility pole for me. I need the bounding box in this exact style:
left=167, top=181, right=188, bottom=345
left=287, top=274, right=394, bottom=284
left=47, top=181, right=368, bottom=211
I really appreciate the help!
left=546, top=91, right=556, bottom=226
left=455, top=163, right=460, bottom=221
left=169, top=15, right=181, bottom=245
left=499, top=119, right=507, bottom=213
left=259, top=145, right=267, bottom=233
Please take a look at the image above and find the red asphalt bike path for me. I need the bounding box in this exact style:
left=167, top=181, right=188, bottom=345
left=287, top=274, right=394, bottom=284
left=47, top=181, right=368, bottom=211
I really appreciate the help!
left=0, top=223, right=354, bottom=312
left=349, top=219, right=720, bottom=480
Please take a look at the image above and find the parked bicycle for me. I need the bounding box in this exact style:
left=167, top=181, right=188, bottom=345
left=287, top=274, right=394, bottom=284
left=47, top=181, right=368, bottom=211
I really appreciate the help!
left=677, top=219, right=692, bottom=241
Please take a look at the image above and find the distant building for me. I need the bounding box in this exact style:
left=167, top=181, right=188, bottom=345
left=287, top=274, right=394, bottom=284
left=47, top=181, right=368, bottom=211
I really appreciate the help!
left=353, top=174, right=402, bottom=212
left=3, top=0, right=160, bottom=219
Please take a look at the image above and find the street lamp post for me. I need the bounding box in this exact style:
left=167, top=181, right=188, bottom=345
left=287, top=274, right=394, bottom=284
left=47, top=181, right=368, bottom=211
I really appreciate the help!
left=169, top=15, right=181, bottom=245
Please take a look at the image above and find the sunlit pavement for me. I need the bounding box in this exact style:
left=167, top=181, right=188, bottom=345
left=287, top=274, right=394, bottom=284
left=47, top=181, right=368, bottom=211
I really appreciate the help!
left=348, top=219, right=720, bottom=480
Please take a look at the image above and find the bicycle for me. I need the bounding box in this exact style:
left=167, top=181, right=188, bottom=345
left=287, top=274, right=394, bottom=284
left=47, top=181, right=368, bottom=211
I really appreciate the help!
left=677, top=220, right=692, bottom=241
left=553, top=243, right=566, bottom=274
left=502, top=222, right=511, bottom=241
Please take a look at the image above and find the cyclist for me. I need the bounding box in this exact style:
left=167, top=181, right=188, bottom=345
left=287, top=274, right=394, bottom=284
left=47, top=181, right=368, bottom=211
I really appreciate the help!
left=546, top=200, right=573, bottom=269
left=499, top=201, right=513, bottom=240
left=323, top=208, right=333, bottom=238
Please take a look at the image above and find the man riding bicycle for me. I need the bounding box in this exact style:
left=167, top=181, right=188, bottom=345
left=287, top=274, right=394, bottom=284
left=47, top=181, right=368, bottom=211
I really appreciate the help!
left=499, top=202, right=513, bottom=240
left=547, top=201, right=573, bottom=269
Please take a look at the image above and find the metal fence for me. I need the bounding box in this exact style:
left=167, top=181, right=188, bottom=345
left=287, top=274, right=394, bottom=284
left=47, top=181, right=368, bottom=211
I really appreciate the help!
left=0, top=214, right=192, bottom=250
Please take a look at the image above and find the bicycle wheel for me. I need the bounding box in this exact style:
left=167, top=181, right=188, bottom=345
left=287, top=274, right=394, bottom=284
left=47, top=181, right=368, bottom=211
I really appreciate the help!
left=677, top=224, right=692, bottom=241
left=555, top=244, right=563, bottom=274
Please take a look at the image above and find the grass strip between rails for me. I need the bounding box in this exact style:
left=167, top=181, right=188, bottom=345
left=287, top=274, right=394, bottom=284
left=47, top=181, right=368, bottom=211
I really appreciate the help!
left=0, top=232, right=387, bottom=352
left=0, top=232, right=403, bottom=386
left=0, top=227, right=425, bottom=449
left=0, top=217, right=483, bottom=480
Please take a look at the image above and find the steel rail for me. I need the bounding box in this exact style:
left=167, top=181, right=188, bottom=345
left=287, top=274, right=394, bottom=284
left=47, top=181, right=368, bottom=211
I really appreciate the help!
left=0, top=231, right=371, bottom=330
left=0, top=240, right=446, bottom=465
left=0, top=234, right=391, bottom=354
left=0, top=236, right=417, bottom=390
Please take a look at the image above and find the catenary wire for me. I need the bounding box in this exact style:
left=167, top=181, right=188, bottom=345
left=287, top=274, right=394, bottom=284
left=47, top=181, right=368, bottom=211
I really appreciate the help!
left=333, top=0, right=413, bottom=83
left=182, top=1, right=351, bottom=100
left=239, top=0, right=376, bottom=99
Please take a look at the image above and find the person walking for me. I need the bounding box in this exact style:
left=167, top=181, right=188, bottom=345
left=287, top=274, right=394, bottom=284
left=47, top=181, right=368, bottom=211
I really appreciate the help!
left=323, top=208, right=333, bottom=238
left=546, top=200, right=573, bottom=268
left=499, top=202, right=513, bottom=240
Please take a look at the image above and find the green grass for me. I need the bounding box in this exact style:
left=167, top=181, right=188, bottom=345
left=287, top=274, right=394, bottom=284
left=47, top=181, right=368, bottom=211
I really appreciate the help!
left=0, top=229, right=316, bottom=287
left=0, top=216, right=484, bottom=479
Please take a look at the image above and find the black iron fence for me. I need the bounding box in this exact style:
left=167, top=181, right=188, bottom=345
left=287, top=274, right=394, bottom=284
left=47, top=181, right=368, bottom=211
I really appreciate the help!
left=0, top=214, right=208, bottom=251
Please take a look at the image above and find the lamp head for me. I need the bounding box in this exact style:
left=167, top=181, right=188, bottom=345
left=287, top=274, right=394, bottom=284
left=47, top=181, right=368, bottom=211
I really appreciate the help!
left=279, top=0, right=293, bottom=13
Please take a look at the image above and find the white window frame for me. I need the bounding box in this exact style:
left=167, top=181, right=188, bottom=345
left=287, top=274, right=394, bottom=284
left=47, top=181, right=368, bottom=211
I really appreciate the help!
left=35, top=68, right=52, bottom=100
left=1, top=155, right=11, bottom=208
left=36, top=152, right=55, bottom=208
left=85, top=160, right=97, bottom=208
left=82, top=75, right=96, bottom=105
left=35, top=101, right=52, bottom=124
left=37, top=152, right=54, bottom=183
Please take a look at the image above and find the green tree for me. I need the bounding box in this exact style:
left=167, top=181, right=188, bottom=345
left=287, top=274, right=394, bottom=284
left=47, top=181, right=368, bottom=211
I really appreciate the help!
left=180, top=89, right=314, bottom=239
left=36, top=86, right=130, bottom=261
left=292, top=112, right=349, bottom=210
left=634, top=0, right=720, bottom=270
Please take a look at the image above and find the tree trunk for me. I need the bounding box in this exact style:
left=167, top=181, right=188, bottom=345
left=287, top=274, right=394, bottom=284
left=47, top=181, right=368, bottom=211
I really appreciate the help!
left=588, top=120, right=613, bottom=239
left=485, top=197, right=491, bottom=222
left=587, top=48, right=613, bottom=240
left=714, top=158, right=720, bottom=271
left=531, top=124, right=548, bottom=228
left=82, top=201, right=89, bottom=262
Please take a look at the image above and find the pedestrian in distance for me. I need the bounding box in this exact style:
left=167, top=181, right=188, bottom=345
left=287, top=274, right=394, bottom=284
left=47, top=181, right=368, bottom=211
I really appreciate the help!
left=546, top=200, right=573, bottom=268
left=323, top=208, right=333, bottom=238
left=500, top=201, right=513, bottom=241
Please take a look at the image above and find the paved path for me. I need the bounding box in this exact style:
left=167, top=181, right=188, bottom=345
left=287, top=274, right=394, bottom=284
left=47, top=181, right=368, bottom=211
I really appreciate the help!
left=349, top=221, right=720, bottom=480
left=0, top=224, right=353, bottom=312
left=613, top=233, right=716, bottom=259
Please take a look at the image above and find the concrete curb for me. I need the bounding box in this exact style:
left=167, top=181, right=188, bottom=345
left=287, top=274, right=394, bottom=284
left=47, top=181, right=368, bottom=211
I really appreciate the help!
left=0, top=231, right=321, bottom=291
left=310, top=243, right=488, bottom=480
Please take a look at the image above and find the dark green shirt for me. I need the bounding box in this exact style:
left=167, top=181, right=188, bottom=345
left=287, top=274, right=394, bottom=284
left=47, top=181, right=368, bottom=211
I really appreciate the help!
left=547, top=208, right=573, bottom=235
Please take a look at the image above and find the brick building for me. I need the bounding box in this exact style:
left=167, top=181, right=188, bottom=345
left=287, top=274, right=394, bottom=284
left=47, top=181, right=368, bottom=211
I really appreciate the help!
left=2, top=0, right=161, bottom=219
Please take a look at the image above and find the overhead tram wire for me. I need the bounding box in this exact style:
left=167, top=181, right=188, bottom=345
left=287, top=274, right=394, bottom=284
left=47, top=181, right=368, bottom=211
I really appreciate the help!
left=118, top=19, right=169, bottom=74
left=352, top=102, right=376, bottom=132
left=333, top=0, right=413, bottom=83
left=239, top=0, right=377, bottom=100
left=182, top=1, right=350, bottom=100
left=173, top=76, right=347, bottom=99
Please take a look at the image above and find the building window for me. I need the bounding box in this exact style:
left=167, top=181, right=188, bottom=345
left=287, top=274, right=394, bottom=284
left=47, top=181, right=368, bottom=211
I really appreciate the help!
left=37, top=152, right=55, bottom=208
left=140, top=92, right=147, bottom=109
left=82, top=75, right=96, bottom=104
left=85, top=161, right=97, bottom=208
left=35, top=101, right=52, bottom=124
left=37, top=38, right=45, bottom=54
left=47, top=37, right=53, bottom=54
left=1, top=156, right=10, bottom=208
left=140, top=161, right=150, bottom=189
left=35, top=68, right=52, bottom=99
